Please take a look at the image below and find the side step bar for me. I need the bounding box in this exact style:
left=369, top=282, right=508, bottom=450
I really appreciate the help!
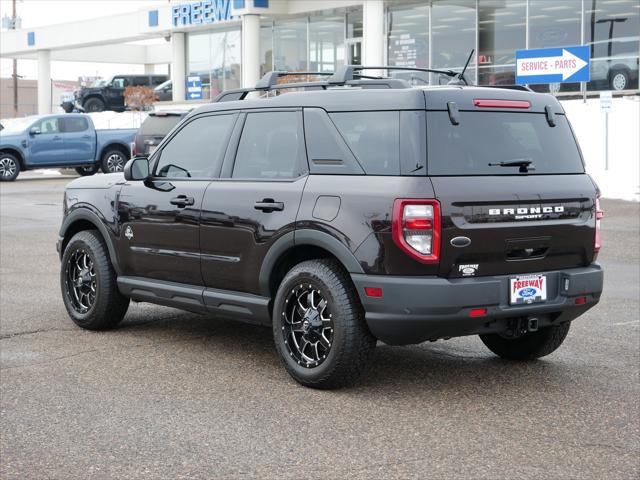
left=117, top=276, right=271, bottom=326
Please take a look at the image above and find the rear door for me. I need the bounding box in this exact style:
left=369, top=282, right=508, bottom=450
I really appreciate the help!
left=105, top=76, right=127, bottom=110
left=426, top=102, right=597, bottom=278
left=116, top=112, right=238, bottom=285
left=60, top=116, right=95, bottom=163
left=200, top=110, right=308, bottom=295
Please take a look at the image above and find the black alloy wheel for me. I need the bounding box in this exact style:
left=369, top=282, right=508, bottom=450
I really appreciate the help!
left=281, top=283, right=334, bottom=368
left=64, top=249, right=97, bottom=314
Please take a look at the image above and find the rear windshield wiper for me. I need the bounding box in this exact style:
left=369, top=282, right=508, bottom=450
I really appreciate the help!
left=488, top=159, right=535, bottom=173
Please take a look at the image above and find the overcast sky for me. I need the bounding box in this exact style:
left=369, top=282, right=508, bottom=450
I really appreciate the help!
left=0, top=0, right=169, bottom=80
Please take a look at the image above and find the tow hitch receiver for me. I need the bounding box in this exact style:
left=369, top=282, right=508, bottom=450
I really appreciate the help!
left=505, top=317, right=540, bottom=338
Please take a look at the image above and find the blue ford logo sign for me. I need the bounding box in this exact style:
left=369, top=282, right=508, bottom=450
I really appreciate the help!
left=519, top=287, right=537, bottom=298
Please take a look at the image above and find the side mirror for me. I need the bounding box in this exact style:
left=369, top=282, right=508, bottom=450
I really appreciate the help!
left=29, top=127, right=41, bottom=135
left=124, top=157, right=150, bottom=181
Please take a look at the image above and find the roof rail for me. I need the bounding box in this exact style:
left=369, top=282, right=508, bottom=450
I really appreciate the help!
left=328, top=65, right=462, bottom=84
left=212, top=69, right=414, bottom=102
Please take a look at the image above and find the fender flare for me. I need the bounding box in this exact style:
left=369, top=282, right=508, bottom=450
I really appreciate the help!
left=59, top=208, right=122, bottom=275
left=258, top=229, right=364, bottom=296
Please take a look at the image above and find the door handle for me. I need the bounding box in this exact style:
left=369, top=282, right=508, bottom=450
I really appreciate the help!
left=81, top=135, right=92, bottom=139
left=254, top=199, right=284, bottom=212
left=170, top=195, right=195, bottom=208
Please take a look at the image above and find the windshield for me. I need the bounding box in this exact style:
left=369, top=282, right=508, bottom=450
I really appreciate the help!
left=90, top=78, right=107, bottom=88
left=0, top=117, right=37, bottom=134
left=427, top=111, right=584, bottom=175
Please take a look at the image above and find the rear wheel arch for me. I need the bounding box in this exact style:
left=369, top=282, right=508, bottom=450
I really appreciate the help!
left=60, top=210, right=121, bottom=275
left=260, top=229, right=364, bottom=299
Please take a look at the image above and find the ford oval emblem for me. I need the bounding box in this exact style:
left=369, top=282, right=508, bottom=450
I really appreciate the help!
left=519, top=287, right=537, bottom=298
left=451, top=236, right=471, bottom=248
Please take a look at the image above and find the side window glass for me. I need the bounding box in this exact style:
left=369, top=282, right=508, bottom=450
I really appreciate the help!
left=131, top=76, right=148, bottom=87
left=329, top=111, right=400, bottom=175
left=111, top=77, right=127, bottom=88
left=232, top=112, right=302, bottom=180
left=155, top=114, right=236, bottom=179
left=36, top=118, right=60, bottom=134
left=62, top=117, right=89, bottom=133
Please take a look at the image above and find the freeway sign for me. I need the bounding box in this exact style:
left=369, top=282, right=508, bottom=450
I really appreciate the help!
left=515, top=45, right=590, bottom=85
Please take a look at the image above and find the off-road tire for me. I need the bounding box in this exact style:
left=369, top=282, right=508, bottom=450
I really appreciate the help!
left=60, top=230, right=129, bottom=330
left=272, top=259, right=376, bottom=389
left=75, top=165, right=99, bottom=176
left=480, top=322, right=571, bottom=360
left=83, top=97, right=105, bottom=112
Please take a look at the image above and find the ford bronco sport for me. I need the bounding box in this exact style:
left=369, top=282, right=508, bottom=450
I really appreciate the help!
left=58, top=66, right=604, bottom=389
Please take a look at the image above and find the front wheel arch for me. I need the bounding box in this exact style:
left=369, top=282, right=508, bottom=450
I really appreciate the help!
left=60, top=210, right=122, bottom=276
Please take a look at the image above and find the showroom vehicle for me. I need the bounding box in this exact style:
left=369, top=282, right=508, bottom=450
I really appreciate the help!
left=74, top=74, right=168, bottom=112
left=0, top=114, right=135, bottom=180
left=57, top=67, right=604, bottom=388
left=131, top=110, right=190, bottom=157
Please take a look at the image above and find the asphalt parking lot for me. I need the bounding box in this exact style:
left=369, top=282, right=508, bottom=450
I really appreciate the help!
left=1, top=176, right=638, bottom=479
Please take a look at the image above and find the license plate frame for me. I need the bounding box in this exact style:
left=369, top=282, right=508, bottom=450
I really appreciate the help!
left=509, top=274, right=547, bottom=305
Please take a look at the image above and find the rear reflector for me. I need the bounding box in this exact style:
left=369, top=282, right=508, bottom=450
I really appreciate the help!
left=574, top=296, right=587, bottom=305
left=594, top=195, right=603, bottom=253
left=473, top=99, right=531, bottom=109
left=469, top=308, right=488, bottom=318
left=364, top=287, right=383, bottom=298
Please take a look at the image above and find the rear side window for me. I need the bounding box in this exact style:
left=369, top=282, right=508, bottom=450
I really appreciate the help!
left=140, top=115, right=184, bottom=136
left=62, top=117, right=89, bottom=133
left=426, top=112, right=584, bottom=175
left=155, top=114, right=236, bottom=179
left=232, top=112, right=304, bottom=180
left=329, top=111, right=400, bottom=175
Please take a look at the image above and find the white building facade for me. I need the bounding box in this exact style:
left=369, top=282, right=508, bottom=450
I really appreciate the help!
left=0, top=0, right=638, bottom=114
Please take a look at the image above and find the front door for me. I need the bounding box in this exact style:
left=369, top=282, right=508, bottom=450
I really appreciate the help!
left=200, top=110, right=308, bottom=295
left=105, top=76, right=128, bottom=110
left=28, top=117, right=67, bottom=165
left=116, top=112, right=239, bottom=285
left=60, top=116, right=95, bottom=163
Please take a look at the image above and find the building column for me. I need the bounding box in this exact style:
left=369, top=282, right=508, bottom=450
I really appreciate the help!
left=242, top=14, right=261, bottom=88
left=36, top=49, right=51, bottom=115
left=363, top=0, right=384, bottom=71
left=144, top=64, right=155, bottom=74
left=171, top=32, right=186, bottom=102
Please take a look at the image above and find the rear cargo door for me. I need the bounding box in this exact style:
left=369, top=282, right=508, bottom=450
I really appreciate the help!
left=426, top=105, right=597, bottom=278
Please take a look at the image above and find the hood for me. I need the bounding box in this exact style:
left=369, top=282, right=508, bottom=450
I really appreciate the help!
left=0, top=132, right=24, bottom=145
left=66, top=172, right=125, bottom=189
left=79, top=87, right=103, bottom=96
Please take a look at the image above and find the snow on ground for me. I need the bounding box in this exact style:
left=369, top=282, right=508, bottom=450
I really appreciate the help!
left=87, top=111, right=148, bottom=130
left=562, top=96, right=640, bottom=202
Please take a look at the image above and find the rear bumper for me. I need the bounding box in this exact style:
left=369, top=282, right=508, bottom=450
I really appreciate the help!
left=351, top=264, right=603, bottom=345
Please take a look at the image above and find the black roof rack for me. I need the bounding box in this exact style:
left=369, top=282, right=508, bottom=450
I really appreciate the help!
left=212, top=63, right=474, bottom=103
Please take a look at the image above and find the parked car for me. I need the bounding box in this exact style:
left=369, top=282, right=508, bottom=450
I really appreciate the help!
left=154, top=80, right=173, bottom=102
left=0, top=114, right=136, bottom=181
left=57, top=70, right=603, bottom=389
left=74, top=74, right=169, bottom=113
left=132, top=110, right=190, bottom=157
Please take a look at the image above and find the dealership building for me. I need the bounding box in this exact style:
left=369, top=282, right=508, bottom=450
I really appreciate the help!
left=0, top=0, right=638, bottom=114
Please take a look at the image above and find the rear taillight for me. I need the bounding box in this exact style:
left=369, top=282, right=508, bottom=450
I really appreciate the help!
left=594, top=195, right=604, bottom=253
left=473, top=99, right=531, bottom=109
left=130, top=138, right=137, bottom=158
left=392, top=199, right=441, bottom=264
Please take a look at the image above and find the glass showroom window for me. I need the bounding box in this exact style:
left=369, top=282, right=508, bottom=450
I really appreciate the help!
left=187, top=29, right=241, bottom=100
left=528, top=0, right=581, bottom=94
left=309, top=11, right=345, bottom=73
left=430, top=0, right=477, bottom=85
left=387, top=2, right=429, bottom=85
left=274, top=18, right=308, bottom=71
left=260, top=23, right=274, bottom=76
left=584, top=0, right=639, bottom=92
left=477, top=1, right=526, bottom=87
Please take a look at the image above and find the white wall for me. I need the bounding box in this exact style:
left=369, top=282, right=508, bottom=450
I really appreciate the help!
left=562, top=97, right=640, bottom=202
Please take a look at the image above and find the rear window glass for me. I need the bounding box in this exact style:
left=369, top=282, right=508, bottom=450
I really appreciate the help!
left=427, top=112, right=584, bottom=175
left=140, top=116, right=184, bottom=136
left=330, top=111, right=400, bottom=175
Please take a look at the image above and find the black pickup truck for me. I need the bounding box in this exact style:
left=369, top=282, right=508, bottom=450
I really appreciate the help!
left=57, top=67, right=604, bottom=389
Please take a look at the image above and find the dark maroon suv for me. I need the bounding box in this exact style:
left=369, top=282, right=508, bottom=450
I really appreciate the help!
left=57, top=67, right=604, bottom=389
